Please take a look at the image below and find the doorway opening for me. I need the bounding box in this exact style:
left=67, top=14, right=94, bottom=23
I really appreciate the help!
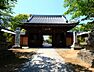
left=42, top=35, right=52, bottom=47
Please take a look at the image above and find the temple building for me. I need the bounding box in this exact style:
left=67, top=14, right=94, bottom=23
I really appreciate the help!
left=20, top=15, right=78, bottom=48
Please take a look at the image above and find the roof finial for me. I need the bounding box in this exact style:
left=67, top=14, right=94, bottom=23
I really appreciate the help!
left=63, top=15, right=68, bottom=23
left=27, top=14, right=32, bottom=22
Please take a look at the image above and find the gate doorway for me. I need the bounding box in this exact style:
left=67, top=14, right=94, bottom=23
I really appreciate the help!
left=42, top=35, right=52, bottom=47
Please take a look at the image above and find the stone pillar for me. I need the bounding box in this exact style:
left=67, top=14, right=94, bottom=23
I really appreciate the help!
left=13, top=27, right=21, bottom=48
left=71, top=31, right=81, bottom=49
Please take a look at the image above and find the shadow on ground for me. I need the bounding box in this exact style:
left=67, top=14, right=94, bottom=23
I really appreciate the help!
left=18, top=53, right=92, bottom=72
left=66, top=62, right=92, bottom=72
left=19, top=55, right=74, bottom=72
left=0, top=50, right=36, bottom=72
left=0, top=50, right=92, bottom=72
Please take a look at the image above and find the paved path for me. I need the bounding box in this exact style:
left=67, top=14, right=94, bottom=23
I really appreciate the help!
left=19, top=48, right=74, bottom=72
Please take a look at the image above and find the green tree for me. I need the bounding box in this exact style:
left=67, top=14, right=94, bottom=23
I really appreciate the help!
left=9, top=14, right=30, bottom=31
left=64, top=0, right=94, bottom=31
left=0, top=0, right=17, bottom=27
left=0, top=0, right=17, bottom=10
left=72, top=25, right=87, bottom=32
left=71, top=22, right=94, bottom=32
left=64, top=0, right=94, bottom=20
left=0, top=0, right=17, bottom=49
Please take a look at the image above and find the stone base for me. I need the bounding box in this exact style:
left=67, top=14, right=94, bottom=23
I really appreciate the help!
left=22, top=46, right=29, bottom=49
left=12, top=45, right=21, bottom=48
left=71, top=43, right=82, bottom=50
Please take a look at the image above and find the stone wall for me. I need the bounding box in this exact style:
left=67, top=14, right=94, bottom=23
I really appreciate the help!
left=77, top=50, right=94, bottom=67
left=86, top=31, right=94, bottom=50
left=77, top=30, right=94, bottom=67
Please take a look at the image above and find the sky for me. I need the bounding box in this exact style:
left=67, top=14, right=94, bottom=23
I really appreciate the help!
left=13, top=0, right=91, bottom=25
left=13, top=0, right=71, bottom=19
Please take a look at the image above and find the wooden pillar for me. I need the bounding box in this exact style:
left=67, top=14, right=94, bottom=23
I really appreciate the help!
left=62, top=32, right=66, bottom=47
left=28, top=31, right=31, bottom=47
left=57, top=34, right=62, bottom=47
left=52, top=33, right=56, bottom=47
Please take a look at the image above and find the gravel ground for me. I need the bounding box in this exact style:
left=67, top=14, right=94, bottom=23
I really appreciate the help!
left=18, top=48, right=74, bottom=72
left=0, top=48, right=93, bottom=72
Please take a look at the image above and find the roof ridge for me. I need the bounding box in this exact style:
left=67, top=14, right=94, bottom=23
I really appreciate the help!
left=32, top=15, right=63, bottom=17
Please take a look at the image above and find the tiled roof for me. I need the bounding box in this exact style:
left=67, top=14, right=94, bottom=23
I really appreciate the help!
left=0, top=26, right=15, bottom=34
left=27, top=15, right=68, bottom=24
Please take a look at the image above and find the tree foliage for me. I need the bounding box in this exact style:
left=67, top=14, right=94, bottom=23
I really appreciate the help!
left=64, top=0, right=94, bottom=20
left=64, top=0, right=94, bottom=31
left=9, top=14, right=30, bottom=30
left=0, top=0, right=17, bottom=10
left=0, top=0, right=17, bottom=27
left=72, top=21, right=94, bottom=31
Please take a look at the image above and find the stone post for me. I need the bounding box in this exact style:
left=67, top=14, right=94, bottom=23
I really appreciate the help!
left=13, top=27, right=21, bottom=48
left=71, top=31, right=81, bottom=49
left=71, top=31, right=76, bottom=48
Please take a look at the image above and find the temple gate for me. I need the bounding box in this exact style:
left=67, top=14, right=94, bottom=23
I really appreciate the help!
left=20, top=15, right=78, bottom=48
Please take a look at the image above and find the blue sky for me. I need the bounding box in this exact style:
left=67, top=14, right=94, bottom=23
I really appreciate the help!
left=13, top=0, right=90, bottom=23
left=12, top=0, right=93, bottom=26
left=13, top=0, right=71, bottom=19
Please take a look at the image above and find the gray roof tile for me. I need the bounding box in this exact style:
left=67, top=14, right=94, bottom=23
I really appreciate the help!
left=27, top=15, right=68, bottom=24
